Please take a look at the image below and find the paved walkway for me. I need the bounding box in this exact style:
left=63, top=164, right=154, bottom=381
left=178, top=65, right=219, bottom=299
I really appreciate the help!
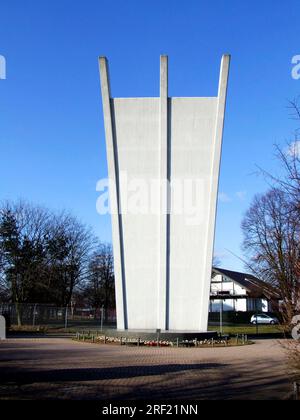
left=0, top=338, right=292, bottom=400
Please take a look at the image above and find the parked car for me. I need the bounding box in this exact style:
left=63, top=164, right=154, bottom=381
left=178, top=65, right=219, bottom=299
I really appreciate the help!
left=250, top=314, right=279, bottom=325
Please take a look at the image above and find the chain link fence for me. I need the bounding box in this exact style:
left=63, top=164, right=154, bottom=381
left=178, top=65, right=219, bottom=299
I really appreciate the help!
left=0, top=303, right=116, bottom=330
left=0, top=303, right=283, bottom=337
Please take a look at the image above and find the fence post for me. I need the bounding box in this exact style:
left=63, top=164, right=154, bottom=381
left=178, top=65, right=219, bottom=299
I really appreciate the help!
left=156, top=329, right=161, bottom=347
left=32, top=303, right=37, bottom=327
left=64, top=306, right=68, bottom=330
left=220, top=300, right=223, bottom=334
left=100, top=305, right=104, bottom=331
left=293, top=382, right=300, bottom=400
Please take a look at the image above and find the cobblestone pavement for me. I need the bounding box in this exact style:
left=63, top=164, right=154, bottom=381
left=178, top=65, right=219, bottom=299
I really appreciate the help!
left=0, top=338, right=292, bottom=400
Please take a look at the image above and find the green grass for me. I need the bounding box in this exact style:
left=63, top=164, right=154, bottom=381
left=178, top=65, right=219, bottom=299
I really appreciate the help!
left=208, top=324, right=283, bottom=335
left=9, top=323, right=285, bottom=337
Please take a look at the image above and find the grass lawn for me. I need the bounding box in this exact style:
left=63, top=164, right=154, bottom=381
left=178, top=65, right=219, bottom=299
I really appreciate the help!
left=9, top=323, right=286, bottom=337
left=208, top=324, right=284, bottom=335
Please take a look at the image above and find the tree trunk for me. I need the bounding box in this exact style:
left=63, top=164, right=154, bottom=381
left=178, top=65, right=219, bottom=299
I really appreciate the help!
left=15, top=302, right=22, bottom=327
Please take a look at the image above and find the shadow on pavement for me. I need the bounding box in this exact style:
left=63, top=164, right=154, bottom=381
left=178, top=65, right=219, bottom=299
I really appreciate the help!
left=0, top=363, right=225, bottom=385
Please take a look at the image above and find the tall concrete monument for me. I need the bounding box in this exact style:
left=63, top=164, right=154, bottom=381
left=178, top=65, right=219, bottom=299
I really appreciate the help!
left=99, top=55, right=230, bottom=332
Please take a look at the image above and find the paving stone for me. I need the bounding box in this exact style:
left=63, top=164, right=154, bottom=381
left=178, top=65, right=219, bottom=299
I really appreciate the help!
left=0, top=338, right=292, bottom=400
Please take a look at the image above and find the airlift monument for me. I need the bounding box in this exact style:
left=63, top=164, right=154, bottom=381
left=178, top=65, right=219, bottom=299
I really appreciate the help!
left=99, top=55, right=230, bottom=333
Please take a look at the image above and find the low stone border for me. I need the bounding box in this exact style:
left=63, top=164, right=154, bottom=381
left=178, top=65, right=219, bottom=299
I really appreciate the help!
left=74, top=332, right=253, bottom=348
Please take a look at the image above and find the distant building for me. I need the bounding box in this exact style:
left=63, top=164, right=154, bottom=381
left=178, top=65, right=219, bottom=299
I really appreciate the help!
left=210, top=267, right=280, bottom=313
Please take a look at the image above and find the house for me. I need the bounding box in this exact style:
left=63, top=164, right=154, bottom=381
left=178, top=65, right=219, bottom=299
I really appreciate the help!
left=210, top=267, right=280, bottom=313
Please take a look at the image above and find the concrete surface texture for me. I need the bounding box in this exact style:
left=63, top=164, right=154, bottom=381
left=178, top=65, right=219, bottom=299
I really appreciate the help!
left=0, top=338, right=291, bottom=400
left=99, top=55, right=231, bottom=331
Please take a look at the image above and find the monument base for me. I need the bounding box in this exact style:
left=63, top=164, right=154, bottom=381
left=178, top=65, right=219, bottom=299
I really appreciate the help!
left=102, top=329, right=218, bottom=341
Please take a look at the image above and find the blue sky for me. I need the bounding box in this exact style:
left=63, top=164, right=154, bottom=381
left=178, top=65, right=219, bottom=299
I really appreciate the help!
left=0, top=0, right=300, bottom=271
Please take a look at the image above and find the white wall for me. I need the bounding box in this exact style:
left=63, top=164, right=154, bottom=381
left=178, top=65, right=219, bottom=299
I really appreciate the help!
left=211, top=275, right=247, bottom=296
left=112, top=95, right=222, bottom=331
left=236, top=299, right=247, bottom=312
left=100, top=56, right=230, bottom=331
left=113, top=98, right=161, bottom=329
left=210, top=273, right=249, bottom=313
left=261, top=299, right=269, bottom=312
left=168, top=97, right=218, bottom=331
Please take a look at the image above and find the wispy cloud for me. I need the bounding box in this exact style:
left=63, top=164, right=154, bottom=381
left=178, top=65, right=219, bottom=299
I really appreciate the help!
left=218, top=191, right=247, bottom=203
left=214, top=250, right=230, bottom=260
left=218, top=192, right=231, bottom=203
left=235, top=191, right=247, bottom=201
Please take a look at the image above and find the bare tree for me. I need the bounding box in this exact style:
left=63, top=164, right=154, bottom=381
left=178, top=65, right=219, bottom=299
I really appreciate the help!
left=0, top=200, right=96, bottom=324
left=262, top=98, right=300, bottom=210
left=0, top=201, right=51, bottom=324
left=45, top=212, right=96, bottom=307
left=85, top=243, right=115, bottom=322
left=242, top=98, right=300, bottom=328
left=242, top=188, right=300, bottom=324
left=228, top=98, right=300, bottom=380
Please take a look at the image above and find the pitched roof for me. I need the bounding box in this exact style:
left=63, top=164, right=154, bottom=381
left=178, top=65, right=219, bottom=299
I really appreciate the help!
left=212, top=267, right=280, bottom=299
